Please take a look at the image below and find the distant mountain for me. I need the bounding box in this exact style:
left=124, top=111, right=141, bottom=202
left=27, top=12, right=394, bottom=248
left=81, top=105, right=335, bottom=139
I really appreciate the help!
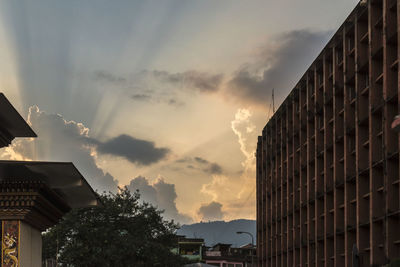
left=177, top=219, right=256, bottom=247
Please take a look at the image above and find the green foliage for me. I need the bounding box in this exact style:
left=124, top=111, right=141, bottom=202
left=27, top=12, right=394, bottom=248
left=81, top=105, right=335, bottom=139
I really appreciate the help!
left=389, top=258, right=400, bottom=267
left=42, top=188, right=187, bottom=267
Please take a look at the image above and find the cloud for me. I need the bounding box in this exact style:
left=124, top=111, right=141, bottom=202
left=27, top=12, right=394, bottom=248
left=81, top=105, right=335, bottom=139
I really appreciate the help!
left=96, top=134, right=170, bottom=166
left=126, top=176, right=158, bottom=204
left=92, top=69, right=223, bottom=95
left=98, top=29, right=331, bottom=110
left=201, top=175, right=232, bottom=202
left=205, top=163, right=222, bottom=175
left=127, top=176, right=192, bottom=224
left=151, top=70, right=223, bottom=93
left=1, top=106, right=118, bottom=193
left=131, top=94, right=184, bottom=107
left=194, top=157, right=208, bottom=164
left=231, top=109, right=256, bottom=163
left=227, top=29, right=332, bottom=106
left=93, top=70, right=127, bottom=84
left=92, top=29, right=331, bottom=110
left=0, top=106, right=172, bottom=192
left=198, top=201, right=224, bottom=221
left=176, top=156, right=223, bottom=175
left=92, top=69, right=218, bottom=108
left=199, top=109, right=258, bottom=220
left=167, top=98, right=185, bottom=107
left=131, top=94, right=152, bottom=101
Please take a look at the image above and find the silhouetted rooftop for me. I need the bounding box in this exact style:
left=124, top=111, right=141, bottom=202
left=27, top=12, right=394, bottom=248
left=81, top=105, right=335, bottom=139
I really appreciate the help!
left=0, top=93, right=36, bottom=147
left=0, top=160, right=99, bottom=208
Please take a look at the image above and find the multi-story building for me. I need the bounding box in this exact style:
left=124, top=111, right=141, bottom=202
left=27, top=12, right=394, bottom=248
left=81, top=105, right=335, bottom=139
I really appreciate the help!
left=256, top=0, right=400, bottom=266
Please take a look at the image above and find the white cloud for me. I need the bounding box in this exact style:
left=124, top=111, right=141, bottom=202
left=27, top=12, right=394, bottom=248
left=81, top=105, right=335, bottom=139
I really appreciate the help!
left=198, top=201, right=224, bottom=221
left=127, top=176, right=192, bottom=224
left=199, top=109, right=257, bottom=220
left=0, top=106, right=118, bottom=193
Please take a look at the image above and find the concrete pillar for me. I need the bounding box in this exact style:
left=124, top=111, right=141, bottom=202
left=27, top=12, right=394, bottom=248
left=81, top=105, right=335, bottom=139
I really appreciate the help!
left=20, top=221, right=42, bottom=267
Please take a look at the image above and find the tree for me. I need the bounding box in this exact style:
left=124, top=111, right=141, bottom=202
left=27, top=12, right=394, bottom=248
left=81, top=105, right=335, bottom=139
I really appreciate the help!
left=42, top=188, right=187, bottom=267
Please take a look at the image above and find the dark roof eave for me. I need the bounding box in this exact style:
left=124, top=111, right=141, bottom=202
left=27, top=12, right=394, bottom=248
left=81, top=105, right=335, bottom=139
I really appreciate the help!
left=0, top=160, right=100, bottom=208
left=0, top=93, right=37, bottom=138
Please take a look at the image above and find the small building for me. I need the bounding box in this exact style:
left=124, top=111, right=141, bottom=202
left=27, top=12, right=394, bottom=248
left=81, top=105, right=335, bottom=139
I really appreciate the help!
left=203, top=243, right=256, bottom=267
left=176, top=236, right=205, bottom=262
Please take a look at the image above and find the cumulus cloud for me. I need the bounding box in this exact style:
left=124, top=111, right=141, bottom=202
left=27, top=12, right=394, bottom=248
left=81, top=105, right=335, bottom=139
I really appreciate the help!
left=126, top=176, right=158, bottom=204
left=1, top=106, right=118, bottom=193
left=200, top=109, right=258, bottom=220
left=227, top=29, right=332, bottom=106
left=96, top=134, right=170, bottom=166
left=127, top=176, right=192, bottom=224
left=201, top=175, right=232, bottom=202
left=198, top=201, right=224, bottom=221
left=0, top=106, right=172, bottom=193
left=231, top=109, right=257, bottom=165
left=176, top=156, right=223, bottom=175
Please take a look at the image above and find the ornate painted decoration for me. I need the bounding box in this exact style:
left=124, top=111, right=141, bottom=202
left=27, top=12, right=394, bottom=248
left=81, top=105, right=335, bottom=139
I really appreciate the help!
left=2, top=221, right=19, bottom=267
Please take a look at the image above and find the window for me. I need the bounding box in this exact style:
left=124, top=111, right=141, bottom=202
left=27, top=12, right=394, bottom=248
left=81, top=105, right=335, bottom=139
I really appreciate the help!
left=365, top=73, right=369, bottom=88
left=318, top=115, right=324, bottom=130
left=348, top=37, right=354, bottom=51
left=318, top=73, right=323, bottom=86
left=336, top=49, right=343, bottom=63
left=309, top=83, right=314, bottom=95
left=347, top=86, right=355, bottom=101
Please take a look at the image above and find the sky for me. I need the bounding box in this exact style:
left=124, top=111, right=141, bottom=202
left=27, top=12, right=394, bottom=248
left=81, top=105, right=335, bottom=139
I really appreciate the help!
left=0, top=0, right=359, bottom=223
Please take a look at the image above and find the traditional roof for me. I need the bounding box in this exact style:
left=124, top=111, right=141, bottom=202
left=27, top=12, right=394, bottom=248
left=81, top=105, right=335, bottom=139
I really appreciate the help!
left=0, top=93, right=36, bottom=147
left=0, top=160, right=99, bottom=208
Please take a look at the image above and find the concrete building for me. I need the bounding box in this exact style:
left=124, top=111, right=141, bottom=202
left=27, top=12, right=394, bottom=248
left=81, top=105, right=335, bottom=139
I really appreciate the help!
left=256, top=0, right=400, bottom=266
left=203, top=243, right=256, bottom=267
left=175, top=236, right=205, bottom=262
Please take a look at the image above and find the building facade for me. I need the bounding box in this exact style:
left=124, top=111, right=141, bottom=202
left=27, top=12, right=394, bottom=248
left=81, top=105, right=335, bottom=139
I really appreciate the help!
left=203, top=243, right=256, bottom=267
left=256, top=0, right=400, bottom=266
left=175, top=236, right=205, bottom=262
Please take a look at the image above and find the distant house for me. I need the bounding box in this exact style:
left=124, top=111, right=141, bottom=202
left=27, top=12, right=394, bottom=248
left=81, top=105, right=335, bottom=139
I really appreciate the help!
left=203, top=243, right=256, bottom=267
left=174, top=235, right=205, bottom=262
